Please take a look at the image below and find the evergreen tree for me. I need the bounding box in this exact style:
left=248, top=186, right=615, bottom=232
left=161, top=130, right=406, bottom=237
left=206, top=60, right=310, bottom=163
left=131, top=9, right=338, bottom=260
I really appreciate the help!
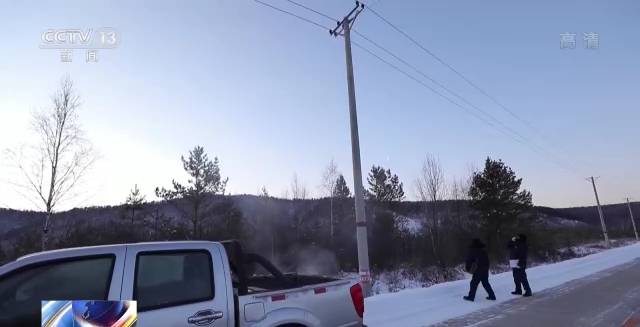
left=333, top=174, right=351, bottom=198
left=468, top=157, right=533, bottom=251
left=370, top=210, right=400, bottom=270
left=366, top=165, right=405, bottom=201
left=123, top=184, right=147, bottom=237
left=147, top=206, right=173, bottom=240
left=125, top=185, right=146, bottom=214
left=209, top=198, right=244, bottom=240
left=156, top=146, right=229, bottom=239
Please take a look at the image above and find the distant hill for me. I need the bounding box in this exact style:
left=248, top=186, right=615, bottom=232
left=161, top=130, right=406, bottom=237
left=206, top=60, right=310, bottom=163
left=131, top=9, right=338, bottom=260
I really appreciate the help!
left=1, top=195, right=638, bottom=241
left=536, top=203, right=639, bottom=227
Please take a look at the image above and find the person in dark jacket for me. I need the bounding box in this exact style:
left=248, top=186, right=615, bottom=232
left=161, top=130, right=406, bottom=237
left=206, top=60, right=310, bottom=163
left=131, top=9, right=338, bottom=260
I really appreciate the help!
left=463, top=238, right=496, bottom=302
left=508, top=233, right=532, bottom=296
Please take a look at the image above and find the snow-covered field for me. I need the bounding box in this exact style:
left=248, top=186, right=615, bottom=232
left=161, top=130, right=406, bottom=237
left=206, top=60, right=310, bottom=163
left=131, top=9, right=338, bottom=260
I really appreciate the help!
left=364, top=241, right=640, bottom=327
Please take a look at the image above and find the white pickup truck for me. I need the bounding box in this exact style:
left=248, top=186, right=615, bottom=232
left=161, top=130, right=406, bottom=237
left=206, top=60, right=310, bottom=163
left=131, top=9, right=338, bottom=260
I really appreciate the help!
left=0, top=240, right=366, bottom=327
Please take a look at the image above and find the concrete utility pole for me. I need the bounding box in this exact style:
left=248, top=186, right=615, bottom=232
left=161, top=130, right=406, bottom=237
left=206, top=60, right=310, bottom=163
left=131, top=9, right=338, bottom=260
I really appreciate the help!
left=330, top=1, right=372, bottom=297
left=625, top=198, right=639, bottom=241
left=587, top=176, right=610, bottom=247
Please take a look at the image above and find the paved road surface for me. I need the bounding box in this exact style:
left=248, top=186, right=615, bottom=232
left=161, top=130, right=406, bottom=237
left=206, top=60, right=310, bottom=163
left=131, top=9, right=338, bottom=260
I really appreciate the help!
left=431, top=259, right=640, bottom=327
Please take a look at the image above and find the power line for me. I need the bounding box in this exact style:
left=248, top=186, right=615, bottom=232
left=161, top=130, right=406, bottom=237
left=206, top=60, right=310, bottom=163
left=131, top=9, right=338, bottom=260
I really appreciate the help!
left=361, top=4, right=635, bottom=189
left=252, top=0, right=582, bottom=176
left=349, top=42, right=580, bottom=175
left=350, top=30, right=577, bottom=172
left=361, top=3, right=574, bottom=157
left=283, top=0, right=336, bottom=22
left=254, top=0, right=330, bottom=30
left=369, top=0, right=384, bottom=9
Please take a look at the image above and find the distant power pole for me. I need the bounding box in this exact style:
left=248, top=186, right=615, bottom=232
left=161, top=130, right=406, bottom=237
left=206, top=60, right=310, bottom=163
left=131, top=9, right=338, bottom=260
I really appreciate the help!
left=587, top=176, right=610, bottom=247
left=625, top=198, right=639, bottom=241
left=330, top=1, right=372, bottom=297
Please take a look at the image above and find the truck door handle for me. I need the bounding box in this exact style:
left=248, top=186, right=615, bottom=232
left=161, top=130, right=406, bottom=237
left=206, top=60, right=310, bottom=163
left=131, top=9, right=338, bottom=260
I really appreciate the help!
left=187, top=309, right=223, bottom=326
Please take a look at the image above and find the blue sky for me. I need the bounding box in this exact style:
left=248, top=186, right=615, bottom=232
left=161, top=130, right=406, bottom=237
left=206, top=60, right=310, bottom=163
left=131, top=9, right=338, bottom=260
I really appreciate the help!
left=0, top=0, right=638, bottom=210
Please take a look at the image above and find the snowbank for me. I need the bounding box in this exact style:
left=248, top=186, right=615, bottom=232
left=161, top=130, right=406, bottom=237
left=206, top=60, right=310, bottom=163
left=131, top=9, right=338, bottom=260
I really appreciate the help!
left=364, top=241, right=640, bottom=327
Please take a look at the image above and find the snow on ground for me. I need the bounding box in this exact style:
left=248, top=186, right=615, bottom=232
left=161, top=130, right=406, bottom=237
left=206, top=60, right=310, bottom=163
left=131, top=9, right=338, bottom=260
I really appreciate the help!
left=540, top=214, right=590, bottom=228
left=364, top=241, right=640, bottom=327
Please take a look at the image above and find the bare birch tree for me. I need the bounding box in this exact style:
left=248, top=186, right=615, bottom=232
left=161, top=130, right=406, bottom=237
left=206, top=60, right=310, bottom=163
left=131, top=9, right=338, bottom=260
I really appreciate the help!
left=449, top=178, right=466, bottom=228
left=290, top=173, right=308, bottom=200
left=447, top=161, right=477, bottom=228
left=319, top=159, right=339, bottom=245
left=414, top=153, right=447, bottom=274
left=258, top=186, right=276, bottom=261
left=414, top=153, right=447, bottom=219
left=289, top=173, right=308, bottom=240
left=3, top=76, right=99, bottom=250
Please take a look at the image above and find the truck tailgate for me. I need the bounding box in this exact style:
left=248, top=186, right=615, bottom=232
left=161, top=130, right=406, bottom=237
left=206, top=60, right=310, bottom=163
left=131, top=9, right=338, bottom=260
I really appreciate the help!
left=239, top=279, right=364, bottom=327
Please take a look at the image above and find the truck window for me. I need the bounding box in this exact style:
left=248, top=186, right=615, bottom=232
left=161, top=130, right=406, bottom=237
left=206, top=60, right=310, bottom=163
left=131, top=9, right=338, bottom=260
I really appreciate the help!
left=0, top=256, right=114, bottom=326
left=134, top=250, right=214, bottom=312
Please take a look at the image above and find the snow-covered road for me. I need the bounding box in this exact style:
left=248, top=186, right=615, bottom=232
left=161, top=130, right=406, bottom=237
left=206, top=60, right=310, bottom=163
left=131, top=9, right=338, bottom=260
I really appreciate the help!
left=364, top=242, right=640, bottom=327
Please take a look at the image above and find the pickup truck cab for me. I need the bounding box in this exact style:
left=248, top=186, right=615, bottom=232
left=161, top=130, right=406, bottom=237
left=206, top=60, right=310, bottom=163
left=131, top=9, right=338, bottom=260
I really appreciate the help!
left=0, top=240, right=365, bottom=327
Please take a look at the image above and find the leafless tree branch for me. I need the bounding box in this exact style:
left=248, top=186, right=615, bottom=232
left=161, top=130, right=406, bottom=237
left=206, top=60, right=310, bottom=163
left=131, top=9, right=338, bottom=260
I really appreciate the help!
left=319, top=159, right=339, bottom=198
left=414, top=153, right=447, bottom=205
left=318, top=159, right=339, bottom=244
left=2, top=75, right=100, bottom=250
left=413, top=153, right=447, bottom=269
left=291, top=173, right=308, bottom=200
